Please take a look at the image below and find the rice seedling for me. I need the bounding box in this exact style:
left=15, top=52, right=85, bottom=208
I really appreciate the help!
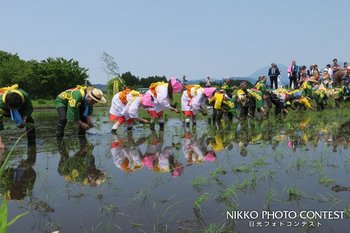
left=99, top=202, right=119, bottom=219
left=204, top=222, right=234, bottom=233
left=309, top=193, right=340, bottom=203
left=215, top=185, right=238, bottom=209
left=234, top=179, right=252, bottom=191
left=131, top=222, right=143, bottom=228
left=315, top=157, right=324, bottom=175
left=296, top=157, right=306, bottom=171
left=151, top=194, right=184, bottom=232
left=319, top=175, right=336, bottom=185
left=286, top=187, right=304, bottom=200
left=79, top=222, right=102, bottom=233
left=345, top=207, right=350, bottom=219
left=193, top=193, right=209, bottom=217
left=191, top=176, right=213, bottom=192
left=232, top=165, right=251, bottom=173
left=252, top=157, right=268, bottom=167
left=102, top=223, right=122, bottom=233
left=264, top=187, right=274, bottom=209
left=210, top=167, right=227, bottom=178
left=131, top=188, right=150, bottom=205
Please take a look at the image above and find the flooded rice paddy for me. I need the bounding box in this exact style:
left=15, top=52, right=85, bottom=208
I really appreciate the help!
left=1, top=108, right=350, bottom=233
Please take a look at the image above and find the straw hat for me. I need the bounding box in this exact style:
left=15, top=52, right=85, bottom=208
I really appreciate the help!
left=87, top=86, right=106, bottom=103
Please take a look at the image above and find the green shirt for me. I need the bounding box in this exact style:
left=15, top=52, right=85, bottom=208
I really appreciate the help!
left=55, top=87, right=93, bottom=121
left=0, top=89, right=33, bottom=131
left=255, top=81, right=267, bottom=94
left=247, top=89, right=264, bottom=108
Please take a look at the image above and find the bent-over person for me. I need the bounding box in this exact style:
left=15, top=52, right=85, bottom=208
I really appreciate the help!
left=55, top=85, right=106, bottom=138
left=0, top=84, right=35, bottom=149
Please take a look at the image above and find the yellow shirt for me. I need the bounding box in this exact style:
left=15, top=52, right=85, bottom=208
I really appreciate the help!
left=209, top=92, right=224, bottom=110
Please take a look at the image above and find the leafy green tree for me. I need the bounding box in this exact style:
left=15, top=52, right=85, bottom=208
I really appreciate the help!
left=26, top=57, right=89, bottom=98
left=0, top=51, right=30, bottom=87
left=1, top=51, right=89, bottom=99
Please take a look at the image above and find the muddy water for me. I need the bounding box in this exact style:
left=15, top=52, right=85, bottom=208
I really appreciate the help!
left=1, top=108, right=350, bottom=233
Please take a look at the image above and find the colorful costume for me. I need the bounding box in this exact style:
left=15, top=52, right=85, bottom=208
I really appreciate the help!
left=55, top=85, right=92, bottom=137
left=109, top=89, right=142, bottom=131
left=141, top=78, right=183, bottom=130
left=0, top=84, right=35, bottom=145
left=181, top=85, right=206, bottom=117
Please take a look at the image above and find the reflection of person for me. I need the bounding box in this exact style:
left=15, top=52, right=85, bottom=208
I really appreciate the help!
left=183, top=131, right=216, bottom=165
left=55, top=85, right=106, bottom=138
left=141, top=78, right=183, bottom=131
left=207, top=133, right=224, bottom=153
left=111, top=132, right=145, bottom=173
left=153, top=146, right=184, bottom=177
left=142, top=131, right=184, bottom=176
left=0, top=84, right=36, bottom=149
left=0, top=144, right=37, bottom=200
left=109, top=88, right=148, bottom=134
left=142, top=131, right=164, bottom=170
left=57, top=137, right=106, bottom=186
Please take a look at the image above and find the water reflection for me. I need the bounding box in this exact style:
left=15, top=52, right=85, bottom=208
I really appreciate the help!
left=57, top=136, right=106, bottom=186
left=2, top=114, right=350, bottom=233
left=225, top=118, right=350, bottom=156
left=183, top=130, right=216, bottom=164
left=111, top=131, right=144, bottom=172
left=112, top=131, right=185, bottom=176
left=0, top=144, right=36, bottom=200
left=109, top=118, right=350, bottom=175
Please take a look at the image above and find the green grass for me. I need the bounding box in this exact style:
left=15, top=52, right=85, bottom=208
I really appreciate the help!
left=32, top=99, right=55, bottom=108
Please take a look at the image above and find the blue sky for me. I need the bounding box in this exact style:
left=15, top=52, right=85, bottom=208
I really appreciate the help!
left=1, top=0, right=349, bottom=84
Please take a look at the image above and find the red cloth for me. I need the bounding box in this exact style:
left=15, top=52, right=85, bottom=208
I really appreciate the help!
left=182, top=111, right=194, bottom=117
left=110, top=114, right=134, bottom=124
left=147, top=110, right=163, bottom=118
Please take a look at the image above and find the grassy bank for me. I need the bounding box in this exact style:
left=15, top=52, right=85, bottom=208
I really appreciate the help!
left=32, top=94, right=350, bottom=122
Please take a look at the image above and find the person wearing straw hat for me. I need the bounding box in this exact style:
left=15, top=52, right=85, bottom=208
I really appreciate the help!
left=55, top=85, right=106, bottom=138
left=0, top=84, right=36, bottom=149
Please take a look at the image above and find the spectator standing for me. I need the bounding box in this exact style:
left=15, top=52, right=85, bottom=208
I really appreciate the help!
left=268, top=63, right=280, bottom=89
left=205, top=76, right=211, bottom=87
left=288, top=60, right=299, bottom=89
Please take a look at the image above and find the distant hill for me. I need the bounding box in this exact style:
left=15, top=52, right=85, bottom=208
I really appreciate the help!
left=92, top=84, right=106, bottom=91
left=185, top=77, right=256, bottom=86
left=249, top=64, right=289, bottom=84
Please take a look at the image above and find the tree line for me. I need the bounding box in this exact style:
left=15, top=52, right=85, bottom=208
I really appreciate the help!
left=0, top=50, right=169, bottom=99
left=1, top=50, right=252, bottom=99
left=0, top=50, right=89, bottom=99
